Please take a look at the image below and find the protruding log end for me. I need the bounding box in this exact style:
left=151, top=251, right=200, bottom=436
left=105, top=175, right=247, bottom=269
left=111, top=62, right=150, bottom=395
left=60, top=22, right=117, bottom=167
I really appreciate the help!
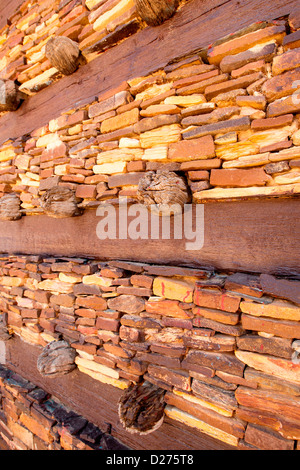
left=37, top=340, right=77, bottom=378
left=118, top=381, right=166, bottom=435
left=135, top=0, right=179, bottom=26
left=0, top=80, right=25, bottom=112
left=137, top=170, right=191, bottom=215
left=0, top=193, right=22, bottom=221
left=45, top=36, right=82, bottom=75
left=39, top=186, right=83, bottom=218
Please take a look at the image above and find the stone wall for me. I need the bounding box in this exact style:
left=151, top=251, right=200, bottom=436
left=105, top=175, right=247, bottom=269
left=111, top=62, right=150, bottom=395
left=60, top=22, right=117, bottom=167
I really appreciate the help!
left=0, top=254, right=300, bottom=450
left=0, top=0, right=143, bottom=93
left=0, top=362, right=127, bottom=450
left=1, top=0, right=300, bottom=452
left=0, top=11, right=300, bottom=207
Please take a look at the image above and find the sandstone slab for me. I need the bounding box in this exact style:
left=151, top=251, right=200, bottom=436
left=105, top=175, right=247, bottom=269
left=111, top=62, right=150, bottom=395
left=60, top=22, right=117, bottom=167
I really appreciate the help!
left=153, top=277, right=194, bottom=303
left=168, top=135, right=215, bottom=161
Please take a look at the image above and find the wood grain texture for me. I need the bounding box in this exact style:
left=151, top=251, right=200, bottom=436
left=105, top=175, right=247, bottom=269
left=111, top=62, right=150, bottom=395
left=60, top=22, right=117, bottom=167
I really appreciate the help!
left=0, top=0, right=299, bottom=145
left=0, top=199, right=299, bottom=276
left=135, top=0, right=179, bottom=26
left=0, top=0, right=24, bottom=30
left=5, top=336, right=235, bottom=450
left=45, top=36, right=81, bottom=76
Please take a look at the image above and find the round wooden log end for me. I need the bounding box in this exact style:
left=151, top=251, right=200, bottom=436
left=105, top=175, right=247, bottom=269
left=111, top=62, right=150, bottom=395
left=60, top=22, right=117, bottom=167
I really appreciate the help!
left=137, top=170, right=191, bottom=215
left=0, top=80, right=23, bottom=112
left=135, top=0, right=180, bottom=26
left=118, top=381, right=166, bottom=435
left=45, top=36, right=81, bottom=76
left=37, top=340, right=77, bottom=378
left=39, top=186, right=83, bottom=218
left=0, top=193, right=22, bottom=221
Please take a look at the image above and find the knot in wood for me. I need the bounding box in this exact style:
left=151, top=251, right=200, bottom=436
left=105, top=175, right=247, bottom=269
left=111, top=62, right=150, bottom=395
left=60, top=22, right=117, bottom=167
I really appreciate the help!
left=135, top=0, right=179, bottom=26
left=45, top=36, right=81, bottom=76
left=118, top=381, right=166, bottom=435
left=37, top=340, right=77, bottom=378
left=39, top=186, right=83, bottom=218
left=0, top=193, right=22, bottom=221
left=137, top=170, right=190, bottom=215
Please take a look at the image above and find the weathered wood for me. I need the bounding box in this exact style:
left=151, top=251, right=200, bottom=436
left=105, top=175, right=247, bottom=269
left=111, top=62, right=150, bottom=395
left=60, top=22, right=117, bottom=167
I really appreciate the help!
left=83, top=19, right=140, bottom=56
left=45, top=36, right=82, bottom=76
left=5, top=336, right=234, bottom=450
left=135, top=0, right=179, bottom=26
left=0, top=193, right=22, bottom=221
left=39, top=187, right=83, bottom=218
left=0, top=199, right=299, bottom=276
left=118, top=382, right=166, bottom=435
left=0, top=80, right=26, bottom=112
left=0, top=0, right=300, bottom=145
left=37, top=340, right=77, bottom=378
left=137, top=171, right=191, bottom=214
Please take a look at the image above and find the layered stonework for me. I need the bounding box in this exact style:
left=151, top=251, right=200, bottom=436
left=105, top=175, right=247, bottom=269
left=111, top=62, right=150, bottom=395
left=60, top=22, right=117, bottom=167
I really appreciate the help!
left=0, top=0, right=143, bottom=94
left=0, top=254, right=300, bottom=450
left=1, top=14, right=300, bottom=209
left=0, top=363, right=127, bottom=450
left=1, top=0, right=300, bottom=453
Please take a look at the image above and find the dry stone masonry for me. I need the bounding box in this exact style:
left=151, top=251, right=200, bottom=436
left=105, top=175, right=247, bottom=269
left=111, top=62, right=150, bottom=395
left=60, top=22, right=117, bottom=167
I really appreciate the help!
left=0, top=254, right=300, bottom=449
left=0, top=11, right=300, bottom=209
left=0, top=0, right=300, bottom=452
left=0, top=0, right=183, bottom=101
left=0, top=364, right=128, bottom=450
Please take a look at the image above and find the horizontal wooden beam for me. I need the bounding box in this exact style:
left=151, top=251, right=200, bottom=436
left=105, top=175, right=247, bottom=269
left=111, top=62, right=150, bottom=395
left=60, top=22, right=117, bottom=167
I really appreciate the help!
left=5, top=336, right=234, bottom=450
left=0, top=0, right=24, bottom=30
left=0, top=199, right=299, bottom=276
left=0, top=0, right=299, bottom=145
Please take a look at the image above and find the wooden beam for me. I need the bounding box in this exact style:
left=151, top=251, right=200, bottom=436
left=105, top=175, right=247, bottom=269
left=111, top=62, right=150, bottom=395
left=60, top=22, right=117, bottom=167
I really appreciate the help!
left=0, top=199, right=299, bottom=276
left=0, top=0, right=299, bottom=145
left=0, top=0, right=24, bottom=30
left=5, top=336, right=235, bottom=450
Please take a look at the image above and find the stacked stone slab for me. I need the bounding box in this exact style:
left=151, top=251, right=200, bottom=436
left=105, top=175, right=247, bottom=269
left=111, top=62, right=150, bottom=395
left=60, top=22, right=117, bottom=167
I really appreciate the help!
left=0, top=0, right=143, bottom=95
left=0, top=255, right=300, bottom=449
left=1, top=0, right=300, bottom=453
left=0, top=364, right=126, bottom=450
left=1, top=15, right=300, bottom=208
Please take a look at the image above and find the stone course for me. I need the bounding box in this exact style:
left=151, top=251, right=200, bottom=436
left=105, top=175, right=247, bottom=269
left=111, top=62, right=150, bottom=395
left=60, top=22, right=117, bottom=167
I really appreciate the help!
left=1, top=0, right=300, bottom=452
left=0, top=363, right=127, bottom=450
left=1, top=15, right=300, bottom=207
left=0, top=255, right=300, bottom=449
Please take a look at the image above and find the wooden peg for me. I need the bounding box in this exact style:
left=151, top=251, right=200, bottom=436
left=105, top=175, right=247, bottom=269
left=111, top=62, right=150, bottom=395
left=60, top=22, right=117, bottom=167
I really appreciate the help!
left=0, top=80, right=26, bottom=112
left=45, top=36, right=84, bottom=75
left=118, top=381, right=166, bottom=435
left=39, top=186, right=83, bottom=218
left=137, top=170, right=191, bottom=215
left=135, top=0, right=179, bottom=26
